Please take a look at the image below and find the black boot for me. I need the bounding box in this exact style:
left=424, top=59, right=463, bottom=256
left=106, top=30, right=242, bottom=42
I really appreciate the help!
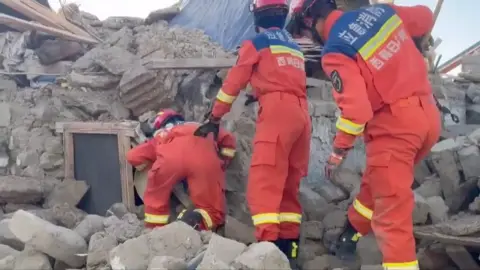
left=273, top=239, right=300, bottom=270
left=335, top=220, right=360, bottom=262
left=177, top=210, right=203, bottom=230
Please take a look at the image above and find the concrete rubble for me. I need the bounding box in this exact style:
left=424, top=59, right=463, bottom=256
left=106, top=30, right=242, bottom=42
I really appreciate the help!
left=0, top=2, right=477, bottom=270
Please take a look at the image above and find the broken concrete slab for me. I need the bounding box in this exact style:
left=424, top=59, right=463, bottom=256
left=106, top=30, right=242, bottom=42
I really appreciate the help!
left=299, top=184, right=334, bottom=221
left=0, top=103, right=10, bottom=128
left=9, top=210, right=87, bottom=267
left=148, top=256, right=187, bottom=270
left=44, top=179, right=89, bottom=208
left=414, top=160, right=432, bottom=185
left=429, top=141, right=461, bottom=201
left=0, top=176, right=45, bottom=204
left=417, top=246, right=451, bottom=270
left=232, top=242, right=290, bottom=270
left=197, top=234, right=246, bottom=268
left=223, top=216, right=256, bottom=245
left=414, top=175, right=442, bottom=199
left=13, top=248, right=52, bottom=270
left=104, top=213, right=143, bottom=243
left=87, top=232, right=118, bottom=270
left=93, top=46, right=141, bottom=76
left=332, top=169, right=361, bottom=193
left=109, top=222, right=202, bottom=270
left=457, top=145, right=480, bottom=180
left=74, top=214, right=105, bottom=241
left=302, top=221, right=324, bottom=240
left=436, top=214, right=480, bottom=236
left=118, top=65, right=155, bottom=95
left=106, top=203, right=130, bottom=218
left=427, top=196, right=449, bottom=224
left=0, top=219, right=22, bottom=251
left=413, top=192, right=429, bottom=225
left=68, top=70, right=120, bottom=89
left=51, top=203, right=87, bottom=229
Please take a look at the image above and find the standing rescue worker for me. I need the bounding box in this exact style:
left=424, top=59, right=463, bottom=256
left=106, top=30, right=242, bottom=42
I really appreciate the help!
left=126, top=109, right=236, bottom=231
left=287, top=1, right=441, bottom=269
left=195, top=0, right=311, bottom=266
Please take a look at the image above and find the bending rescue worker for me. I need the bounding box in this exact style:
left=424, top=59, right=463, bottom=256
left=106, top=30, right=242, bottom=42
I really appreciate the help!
left=287, top=1, right=441, bottom=269
left=195, top=0, right=311, bottom=267
left=126, top=109, right=236, bottom=231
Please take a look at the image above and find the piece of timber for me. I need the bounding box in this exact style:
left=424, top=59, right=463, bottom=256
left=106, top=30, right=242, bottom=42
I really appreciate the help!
left=19, top=0, right=94, bottom=38
left=414, top=225, right=480, bottom=247
left=145, top=58, right=324, bottom=87
left=0, top=14, right=98, bottom=44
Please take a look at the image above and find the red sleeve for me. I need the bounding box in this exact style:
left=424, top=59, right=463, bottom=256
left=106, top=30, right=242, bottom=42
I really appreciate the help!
left=212, top=40, right=260, bottom=119
left=126, top=139, right=156, bottom=170
left=391, top=4, right=434, bottom=38
left=217, top=128, right=237, bottom=160
left=321, top=53, right=373, bottom=149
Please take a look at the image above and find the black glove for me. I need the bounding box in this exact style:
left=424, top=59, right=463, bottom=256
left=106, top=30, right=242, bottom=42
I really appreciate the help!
left=194, top=117, right=220, bottom=140
left=140, top=120, right=155, bottom=138
left=244, top=94, right=258, bottom=106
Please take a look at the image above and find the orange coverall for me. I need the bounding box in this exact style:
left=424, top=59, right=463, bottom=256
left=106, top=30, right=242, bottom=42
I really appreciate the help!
left=321, top=4, right=440, bottom=269
left=126, top=122, right=236, bottom=230
left=211, top=28, right=311, bottom=241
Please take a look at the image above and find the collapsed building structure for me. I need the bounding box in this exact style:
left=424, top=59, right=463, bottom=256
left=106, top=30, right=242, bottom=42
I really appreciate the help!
left=0, top=0, right=478, bottom=270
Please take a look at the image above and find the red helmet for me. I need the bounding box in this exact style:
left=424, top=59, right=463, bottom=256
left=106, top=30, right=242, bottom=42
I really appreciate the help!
left=250, top=0, right=289, bottom=30
left=152, top=109, right=184, bottom=129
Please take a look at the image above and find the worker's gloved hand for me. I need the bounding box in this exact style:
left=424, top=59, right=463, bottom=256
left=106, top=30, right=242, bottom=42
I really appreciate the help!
left=325, top=147, right=350, bottom=180
left=140, top=120, right=155, bottom=138
left=194, top=116, right=221, bottom=140
left=244, top=94, right=258, bottom=106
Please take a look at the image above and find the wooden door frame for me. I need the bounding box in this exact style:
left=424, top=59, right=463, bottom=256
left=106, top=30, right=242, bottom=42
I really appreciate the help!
left=55, top=121, right=136, bottom=211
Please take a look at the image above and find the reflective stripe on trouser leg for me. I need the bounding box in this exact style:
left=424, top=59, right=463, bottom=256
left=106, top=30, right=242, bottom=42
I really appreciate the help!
left=279, top=212, right=302, bottom=224
left=347, top=180, right=375, bottom=236
left=144, top=213, right=169, bottom=225
left=383, top=260, right=419, bottom=270
left=252, top=213, right=280, bottom=226
left=194, top=209, right=214, bottom=229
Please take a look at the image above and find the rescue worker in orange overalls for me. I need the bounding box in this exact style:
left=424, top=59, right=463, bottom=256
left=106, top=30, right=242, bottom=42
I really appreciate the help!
left=195, top=0, right=311, bottom=266
left=126, top=109, right=236, bottom=231
left=287, top=1, right=441, bottom=269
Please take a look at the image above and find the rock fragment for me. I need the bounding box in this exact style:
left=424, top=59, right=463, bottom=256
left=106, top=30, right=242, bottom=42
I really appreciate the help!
left=9, top=210, right=87, bottom=267
left=413, top=192, right=429, bottom=225
left=87, top=232, right=117, bottom=270
left=74, top=214, right=105, bottom=241
left=232, top=242, right=290, bottom=270
left=44, top=179, right=89, bottom=208
left=148, top=256, right=187, bottom=270
left=198, top=234, right=246, bottom=268
left=426, top=196, right=449, bottom=224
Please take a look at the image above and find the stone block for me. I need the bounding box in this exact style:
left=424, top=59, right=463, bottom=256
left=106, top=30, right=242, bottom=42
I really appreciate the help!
left=232, top=242, right=290, bottom=270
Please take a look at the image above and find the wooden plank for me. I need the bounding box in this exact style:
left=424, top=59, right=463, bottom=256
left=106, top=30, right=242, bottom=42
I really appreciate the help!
left=63, top=132, right=74, bottom=179
left=414, top=225, right=480, bottom=247
left=0, top=14, right=98, bottom=44
left=0, top=0, right=58, bottom=28
left=19, top=0, right=94, bottom=38
left=144, top=58, right=237, bottom=70
left=56, top=122, right=136, bottom=137
left=117, top=131, right=135, bottom=212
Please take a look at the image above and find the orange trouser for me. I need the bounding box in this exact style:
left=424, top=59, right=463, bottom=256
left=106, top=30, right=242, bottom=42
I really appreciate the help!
left=247, top=92, right=311, bottom=241
left=347, top=95, right=441, bottom=269
left=143, top=136, right=226, bottom=230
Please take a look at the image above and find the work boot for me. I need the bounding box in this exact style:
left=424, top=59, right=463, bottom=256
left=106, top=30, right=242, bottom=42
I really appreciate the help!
left=177, top=210, right=203, bottom=230
left=335, top=220, right=360, bottom=262
left=273, top=239, right=300, bottom=270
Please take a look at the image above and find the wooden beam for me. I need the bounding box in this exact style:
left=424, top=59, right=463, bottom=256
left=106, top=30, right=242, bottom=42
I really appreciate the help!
left=55, top=122, right=136, bottom=137
left=414, top=225, right=480, bottom=247
left=0, top=14, right=98, bottom=44
left=19, top=0, right=94, bottom=38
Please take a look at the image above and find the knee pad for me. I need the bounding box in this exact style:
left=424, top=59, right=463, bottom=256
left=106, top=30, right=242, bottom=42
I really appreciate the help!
left=177, top=210, right=203, bottom=230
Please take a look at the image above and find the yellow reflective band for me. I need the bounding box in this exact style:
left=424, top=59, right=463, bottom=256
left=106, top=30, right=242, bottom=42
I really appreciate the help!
left=336, top=117, right=365, bottom=135
left=216, top=89, right=237, bottom=104
left=270, top=45, right=305, bottom=60
left=279, top=212, right=302, bottom=224
left=359, top=14, right=402, bottom=60
left=177, top=209, right=187, bottom=219
left=291, top=241, right=298, bottom=258
left=383, top=260, right=419, bottom=270
left=351, top=232, right=362, bottom=242
left=252, top=213, right=280, bottom=226
left=144, top=213, right=169, bottom=224
left=220, top=148, right=236, bottom=158
left=194, top=209, right=213, bottom=229
left=353, top=199, right=373, bottom=220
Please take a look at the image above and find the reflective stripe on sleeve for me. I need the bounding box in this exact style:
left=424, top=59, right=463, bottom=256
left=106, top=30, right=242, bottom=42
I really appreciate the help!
left=252, top=213, right=280, bottom=226
left=144, top=213, right=169, bottom=224
left=194, top=209, right=213, bottom=229
left=216, top=89, right=237, bottom=104
left=336, top=116, right=365, bottom=135
left=353, top=199, right=373, bottom=220
left=383, top=260, right=419, bottom=270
